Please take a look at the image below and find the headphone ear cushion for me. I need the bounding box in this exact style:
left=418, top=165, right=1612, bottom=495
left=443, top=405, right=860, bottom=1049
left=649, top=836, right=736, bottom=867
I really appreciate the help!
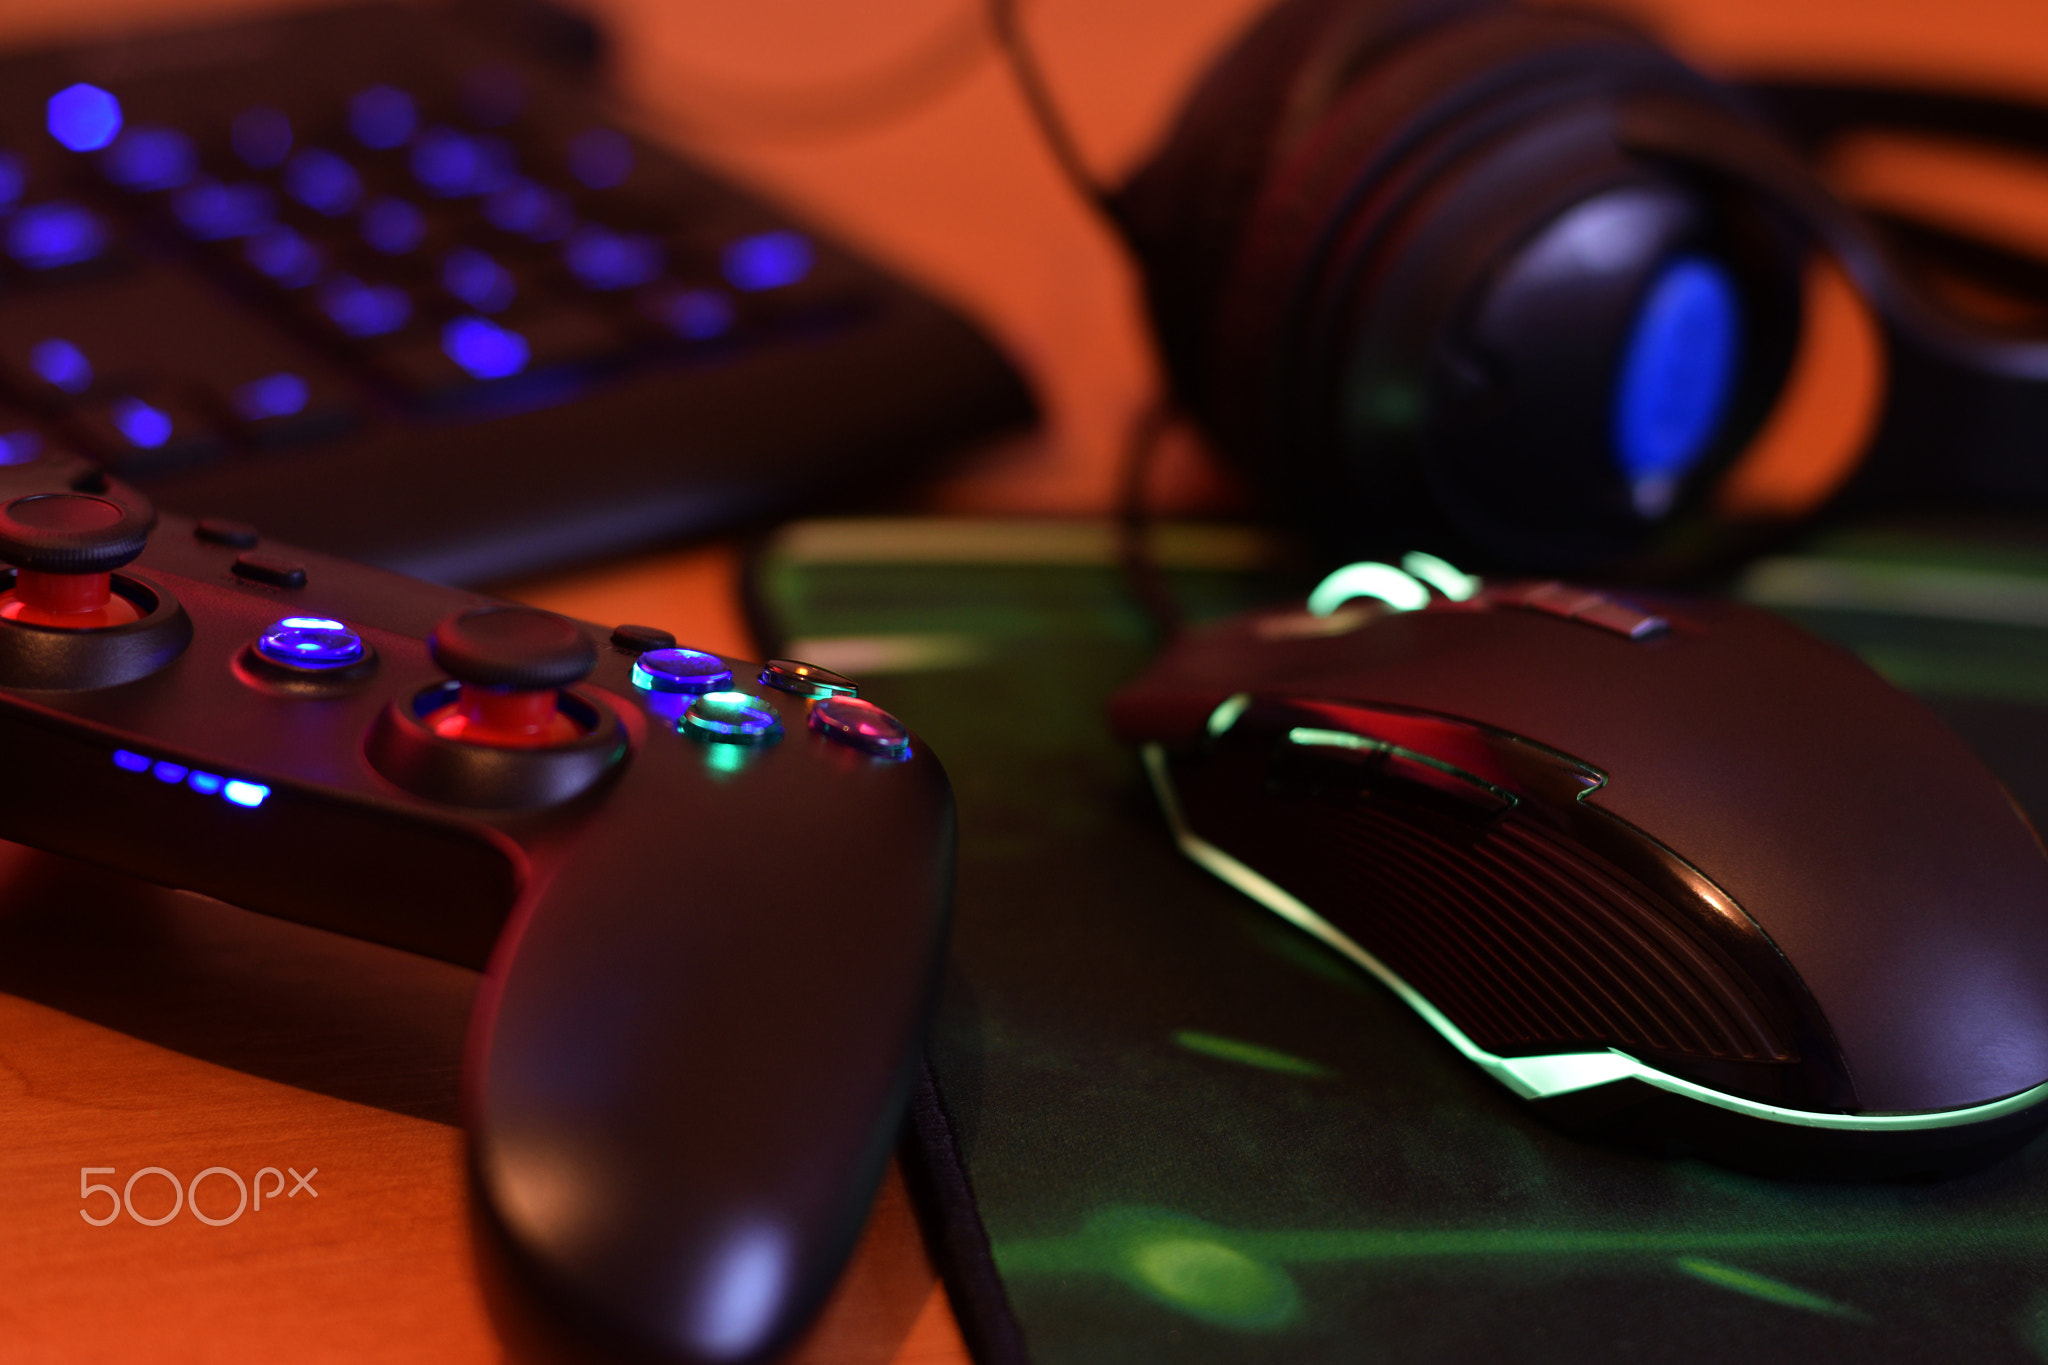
left=1120, top=0, right=1486, bottom=404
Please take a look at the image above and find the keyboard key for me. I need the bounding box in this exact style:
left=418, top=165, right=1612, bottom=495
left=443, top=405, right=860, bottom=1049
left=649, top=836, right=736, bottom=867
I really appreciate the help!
left=172, top=178, right=275, bottom=240
left=639, top=284, right=736, bottom=342
left=722, top=229, right=813, bottom=292
left=482, top=178, right=575, bottom=243
left=567, top=128, right=633, bottom=190
left=359, top=195, right=426, bottom=254
left=0, top=425, right=45, bottom=465
left=348, top=85, right=417, bottom=150
left=28, top=337, right=93, bottom=395
left=316, top=273, right=413, bottom=338
left=231, top=106, right=293, bottom=169
left=369, top=304, right=626, bottom=408
left=411, top=126, right=516, bottom=198
left=242, top=225, right=323, bottom=288
left=46, top=84, right=123, bottom=153
left=100, top=126, right=197, bottom=192
left=440, top=246, right=516, bottom=312
left=284, top=149, right=363, bottom=217
left=74, top=388, right=223, bottom=471
left=441, top=314, right=528, bottom=379
left=563, top=223, right=661, bottom=290
left=226, top=368, right=357, bottom=446
left=7, top=202, right=108, bottom=271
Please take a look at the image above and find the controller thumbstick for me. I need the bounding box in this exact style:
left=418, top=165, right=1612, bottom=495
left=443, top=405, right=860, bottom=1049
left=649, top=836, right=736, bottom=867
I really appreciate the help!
left=426, top=606, right=598, bottom=748
left=0, top=492, right=154, bottom=628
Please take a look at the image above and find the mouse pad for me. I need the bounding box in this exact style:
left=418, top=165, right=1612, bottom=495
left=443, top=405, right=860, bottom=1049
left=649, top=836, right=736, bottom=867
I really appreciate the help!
left=756, top=519, right=2048, bottom=1365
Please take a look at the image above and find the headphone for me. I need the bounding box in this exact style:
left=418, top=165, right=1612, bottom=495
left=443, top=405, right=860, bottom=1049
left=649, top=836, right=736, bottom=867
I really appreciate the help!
left=1104, top=0, right=2048, bottom=577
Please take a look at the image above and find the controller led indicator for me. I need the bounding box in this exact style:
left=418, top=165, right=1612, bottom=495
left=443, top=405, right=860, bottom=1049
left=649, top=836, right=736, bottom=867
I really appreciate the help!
left=111, top=749, right=270, bottom=807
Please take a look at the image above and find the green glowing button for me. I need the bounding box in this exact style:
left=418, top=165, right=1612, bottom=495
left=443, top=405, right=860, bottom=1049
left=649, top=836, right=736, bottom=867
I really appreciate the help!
left=681, top=690, right=782, bottom=744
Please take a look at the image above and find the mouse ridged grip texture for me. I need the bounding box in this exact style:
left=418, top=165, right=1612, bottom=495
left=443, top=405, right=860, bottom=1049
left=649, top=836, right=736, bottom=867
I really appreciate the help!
left=1310, top=801, right=1792, bottom=1062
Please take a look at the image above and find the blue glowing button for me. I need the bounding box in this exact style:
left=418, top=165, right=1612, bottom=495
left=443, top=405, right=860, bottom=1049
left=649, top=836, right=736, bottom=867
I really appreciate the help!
left=112, top=748, right=149, bottom=773
left=231, top=107, right=292, bottom=168
left=1613, top=254, right=1740, bottom=519
left=152, top=760, right=189, bottom=784
left=723, top=230, right=813, bottom=292
left=808, top=696, right=909, bottom=760
left=186, top=771, right=224, bottom=796
left=102, top=126, right=196, bottom=192
left=682, top=690, right=782, bottom=744
left=48, top=84, right=122, bottom=152
left=8, top=203, right=106, bottom=271
left=258, top=616, right=365, bottom=670
left=632, top=647, right=732, bottom=695
left=759, top=659, right=857, bottom=699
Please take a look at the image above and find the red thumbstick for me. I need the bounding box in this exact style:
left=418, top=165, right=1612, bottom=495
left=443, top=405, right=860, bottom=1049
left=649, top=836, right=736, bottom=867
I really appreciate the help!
left=0, top=492, right=153, bottom=628
left=425, top=606, right=597, bottom=748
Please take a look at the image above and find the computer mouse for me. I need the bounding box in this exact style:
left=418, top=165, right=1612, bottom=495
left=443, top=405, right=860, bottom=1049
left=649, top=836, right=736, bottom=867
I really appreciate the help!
left=1109, top=560, right=2048, bottom=1175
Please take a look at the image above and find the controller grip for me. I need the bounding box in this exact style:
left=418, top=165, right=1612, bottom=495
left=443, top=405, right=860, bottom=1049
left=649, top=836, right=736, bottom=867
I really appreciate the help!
left=466, top=763, right=955, bottom=1363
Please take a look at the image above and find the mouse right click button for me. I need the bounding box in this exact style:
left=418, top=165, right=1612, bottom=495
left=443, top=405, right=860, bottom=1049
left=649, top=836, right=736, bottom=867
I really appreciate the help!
left=1572, top=598, right=1669, bottom=640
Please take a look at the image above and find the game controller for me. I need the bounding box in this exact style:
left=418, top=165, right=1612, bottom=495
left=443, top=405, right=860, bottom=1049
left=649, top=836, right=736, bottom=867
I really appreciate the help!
left=0, top=450, right=955, bottom=1363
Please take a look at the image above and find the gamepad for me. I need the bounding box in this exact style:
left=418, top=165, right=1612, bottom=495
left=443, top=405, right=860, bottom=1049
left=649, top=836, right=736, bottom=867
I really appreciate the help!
left=0, top=449, right=954, bottom=1363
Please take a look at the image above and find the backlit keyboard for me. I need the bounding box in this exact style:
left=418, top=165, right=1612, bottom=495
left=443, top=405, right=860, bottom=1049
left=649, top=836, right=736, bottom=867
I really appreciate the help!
left=0, top=2, right=1033, bottom=582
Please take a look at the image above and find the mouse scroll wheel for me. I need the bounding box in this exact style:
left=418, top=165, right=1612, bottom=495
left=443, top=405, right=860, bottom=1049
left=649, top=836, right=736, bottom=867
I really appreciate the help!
left=1480, top=582, right=1669, bottom=640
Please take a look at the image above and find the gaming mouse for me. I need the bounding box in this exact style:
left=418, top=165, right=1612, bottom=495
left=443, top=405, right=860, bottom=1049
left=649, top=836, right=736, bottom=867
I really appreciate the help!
left=1109, top=559, right=2048, bottom=1175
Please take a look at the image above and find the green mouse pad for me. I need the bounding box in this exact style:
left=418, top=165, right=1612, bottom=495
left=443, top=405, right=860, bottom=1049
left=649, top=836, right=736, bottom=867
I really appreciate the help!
left=754, top=519, right=2048, bottom=1365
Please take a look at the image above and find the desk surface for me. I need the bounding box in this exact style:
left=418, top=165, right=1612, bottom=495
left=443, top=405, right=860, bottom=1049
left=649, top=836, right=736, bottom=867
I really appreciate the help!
left=3, top=0, right=2048, bottom=1360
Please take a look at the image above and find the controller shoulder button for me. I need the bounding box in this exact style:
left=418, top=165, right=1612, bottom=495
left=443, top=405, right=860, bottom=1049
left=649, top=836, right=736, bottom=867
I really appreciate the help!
left=231, top=553, right=308, bottom=589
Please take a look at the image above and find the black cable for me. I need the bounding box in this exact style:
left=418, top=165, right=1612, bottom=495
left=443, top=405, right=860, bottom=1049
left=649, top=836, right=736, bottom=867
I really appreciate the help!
left=1114, top=400, right=1188, bottom=643
left=986, top=0, right=1133, bottom=238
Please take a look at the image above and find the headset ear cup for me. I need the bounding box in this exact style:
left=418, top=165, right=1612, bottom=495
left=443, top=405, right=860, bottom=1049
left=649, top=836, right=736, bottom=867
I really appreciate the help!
left=1119, top=0, right=1493, bottom=428
left=1126, top=0, right=1824, bottom=575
